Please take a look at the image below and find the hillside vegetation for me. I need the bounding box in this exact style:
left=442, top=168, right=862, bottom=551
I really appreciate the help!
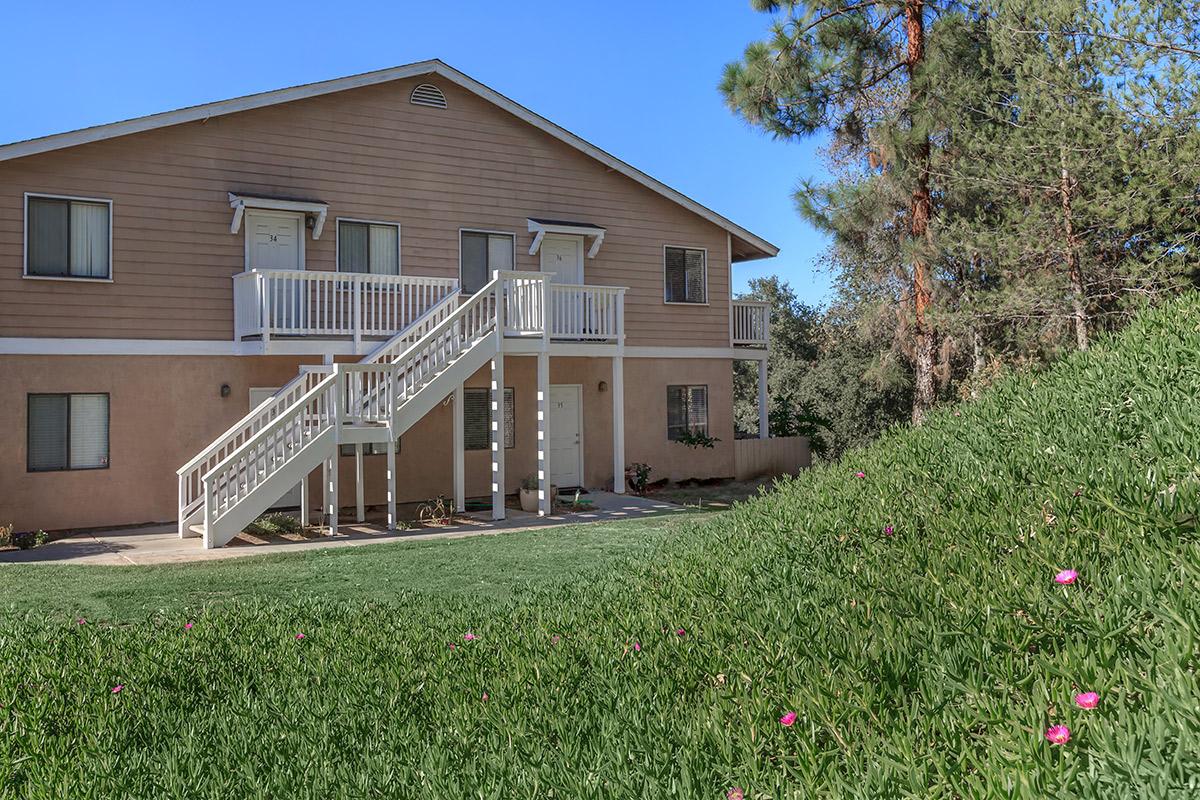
left=2, top=295, right=1198, bottom=798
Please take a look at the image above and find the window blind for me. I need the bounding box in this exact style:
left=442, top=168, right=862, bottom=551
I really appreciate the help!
left=463, top=387, right=515, bottom=450
left=338, top=221, right=399, bottom=275
left=460, top=231, right=514, bottom=294
left=27, top=196, right=110, bottom=278
left=27, top=393, right=109, bottom=471
left=664, top=246, right=706, bottom=303
left=666, top=385, right=709, bottom=441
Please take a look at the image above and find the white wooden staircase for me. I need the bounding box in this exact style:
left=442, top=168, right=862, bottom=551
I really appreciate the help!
left=177, top=272, right=539, bottom=548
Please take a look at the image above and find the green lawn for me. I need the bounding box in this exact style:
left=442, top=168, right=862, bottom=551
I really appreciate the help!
left=2, top=295, right=1198, bottom=798
left=0, top=513, right=705, bottom=622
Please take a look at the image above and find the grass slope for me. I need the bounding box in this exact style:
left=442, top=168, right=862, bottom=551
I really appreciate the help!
left=2, top=296, right=1199, bottom=798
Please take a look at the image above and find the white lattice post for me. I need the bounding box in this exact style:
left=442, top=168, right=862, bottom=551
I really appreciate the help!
left=612, top=355, right=625, bottom=494
left=537, top=350, right=551, bottom=516
left=491, top=275, right=506, bottom=521
left=299, top=477, right=309, bottom=528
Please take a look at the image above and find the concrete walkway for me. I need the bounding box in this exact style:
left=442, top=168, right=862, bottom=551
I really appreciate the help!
left=0, top=492, right=691, bottom=566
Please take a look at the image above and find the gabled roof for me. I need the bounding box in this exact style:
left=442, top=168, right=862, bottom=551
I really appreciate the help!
left=0, top=60, right=777, bottom=261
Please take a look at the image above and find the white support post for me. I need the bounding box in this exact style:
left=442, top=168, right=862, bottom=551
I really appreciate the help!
left=491, top=276, right=506, bottom=521
left=299, top=478, right=309, bottom=528
left=537, top=350, right=551, bottom=516
left=613, top=355, right=625, bottom=493
left=453, top=382, right=465, bottom=513
left=321, top=459, right=329, bottom=529
left=491, top=353, right=506, bottom=521
left=758, top=357, right=769, bottom=440
left=386, top=435, right=397, bottom=530
left=329, top=369, right=341, bottom=535
left=354, top=443, right=365, bottom=523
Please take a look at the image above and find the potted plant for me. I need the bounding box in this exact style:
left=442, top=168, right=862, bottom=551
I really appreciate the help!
left=519, top=475, right=541, bottom=512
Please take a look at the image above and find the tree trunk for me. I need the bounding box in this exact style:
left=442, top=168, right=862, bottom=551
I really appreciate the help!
left=905, top=0, right=936, bottom=424
left=1059, top=155, right=1089, bottom=350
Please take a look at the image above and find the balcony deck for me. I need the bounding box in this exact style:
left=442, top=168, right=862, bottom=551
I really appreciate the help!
left=232, top=269, right=768, bottom=353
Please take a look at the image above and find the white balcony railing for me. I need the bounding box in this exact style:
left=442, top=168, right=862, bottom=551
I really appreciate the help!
left=548, top=283, right=626, bottom=342
left=233, top=270, right=459, bottom=348
left=732, top=299, right=770, bottom=347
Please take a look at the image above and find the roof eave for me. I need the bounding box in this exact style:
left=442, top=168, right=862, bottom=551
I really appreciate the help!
left=0, top=58, right=778, bottom=258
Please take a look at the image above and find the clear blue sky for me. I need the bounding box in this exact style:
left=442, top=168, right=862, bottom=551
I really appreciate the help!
left=2, top=2, right=833, bottom=305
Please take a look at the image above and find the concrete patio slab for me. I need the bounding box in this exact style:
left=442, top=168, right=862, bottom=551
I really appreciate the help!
left=0, top=492, right=691, bottom=566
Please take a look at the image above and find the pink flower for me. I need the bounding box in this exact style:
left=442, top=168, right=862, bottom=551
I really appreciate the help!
left=184, top=622, right=194, bottom=630
left=779, top=711, right=797, bottom=727
left=1075, top=692, right=1100, bottom=709
left=727, top=788, right=745, bottom=800
left=111, top=684, right=124, bottom=694
left=854, top=471, right=866, bottom=478
left=481, top=692, right=489, bottom=702
left=463, top=632, right=476, bottom=642
left=1045, top=725, right=1070, bottom=745
left=295, top=633, right=305, bottom=640
left=1054, top=569, right=1078, bottom=585
left=550, top=635, right=561, bottom=645
left=634, top=641, right=642, bottom=652
left=448, top=643, right=456, bottom=651
left=884, top=525, right=894, bottom=536
left=675, top=628, right=686, bottom=637
left=77, top=618, right=87, bottom=625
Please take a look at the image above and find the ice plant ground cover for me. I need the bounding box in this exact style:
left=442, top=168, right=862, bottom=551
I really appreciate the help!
left=2, top=295, right=1199, bottom=797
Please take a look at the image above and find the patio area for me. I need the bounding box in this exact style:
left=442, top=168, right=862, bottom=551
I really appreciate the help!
left=0, top=492, right=691, bottom=566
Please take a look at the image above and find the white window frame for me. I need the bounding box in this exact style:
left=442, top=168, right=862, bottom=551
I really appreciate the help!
left=335, top=217, right=402, bottom=275
left=458, top=228, right=517, bottom=293
left=662, top=244, right=709, bottom=306
left=23, top=192, right=115, bottom=283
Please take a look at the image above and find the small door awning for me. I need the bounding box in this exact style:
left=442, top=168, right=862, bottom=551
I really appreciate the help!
left=527, top=218, right=606, bottom=258
left=229, top=192, right=329, bottom=239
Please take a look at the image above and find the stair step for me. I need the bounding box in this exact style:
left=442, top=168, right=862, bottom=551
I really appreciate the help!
left=188, top=523, right=206, bottom=537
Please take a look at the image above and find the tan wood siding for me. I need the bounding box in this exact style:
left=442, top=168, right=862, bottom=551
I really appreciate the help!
left=0, top=78, right=733, bottom=346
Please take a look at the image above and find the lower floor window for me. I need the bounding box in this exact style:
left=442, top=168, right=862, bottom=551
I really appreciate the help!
left=666, top=385, right=709, bottom=441
left=464, top=387, right=515, bottom=450
left=27, top=393, right=109, bottom=471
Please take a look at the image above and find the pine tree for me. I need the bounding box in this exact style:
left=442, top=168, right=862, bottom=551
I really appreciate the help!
left=722, top=0, right=959, bottom=424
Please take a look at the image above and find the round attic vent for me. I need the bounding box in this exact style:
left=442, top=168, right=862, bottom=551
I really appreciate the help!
left=410, top=83, right=448, bottom=109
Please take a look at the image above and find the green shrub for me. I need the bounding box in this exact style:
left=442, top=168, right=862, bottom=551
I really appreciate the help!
left=1, top=294, right=1198, bottom=797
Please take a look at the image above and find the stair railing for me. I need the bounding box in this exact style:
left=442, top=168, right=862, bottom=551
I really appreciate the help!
left=202, top=372, right=338, bottom=541
left=177, top=366, right=331, bottom=534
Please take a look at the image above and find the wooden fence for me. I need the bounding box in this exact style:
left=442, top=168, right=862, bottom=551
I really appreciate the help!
left=734, top=436, right=811, bottom=481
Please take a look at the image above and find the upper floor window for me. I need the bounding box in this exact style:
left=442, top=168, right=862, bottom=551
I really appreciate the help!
left=664, top=246, right=707, bottom=304
left=460, top=230, right=514, bottom=294
left=337, top=219, right=399, bottom=275
left=667, top=385, right=709, bottom=441
left=25, top=194, right=112, bottom=279
left=27, top=393, right=110, bottom=472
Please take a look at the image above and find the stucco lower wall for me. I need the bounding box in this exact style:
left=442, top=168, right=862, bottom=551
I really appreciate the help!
left=0, top=353, right=735, bottom=533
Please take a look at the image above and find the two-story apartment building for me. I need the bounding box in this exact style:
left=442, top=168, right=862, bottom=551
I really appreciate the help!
left=0, top=60, right=777, bottom=547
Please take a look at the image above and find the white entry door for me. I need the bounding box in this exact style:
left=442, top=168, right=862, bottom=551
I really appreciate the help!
left=246, top=210, right=304, bottom=330
left=541, top=236, right=585, bottom=337
left=549, top=384, right=583, bottom=489
left=249, top=387, right=303, bottom=510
